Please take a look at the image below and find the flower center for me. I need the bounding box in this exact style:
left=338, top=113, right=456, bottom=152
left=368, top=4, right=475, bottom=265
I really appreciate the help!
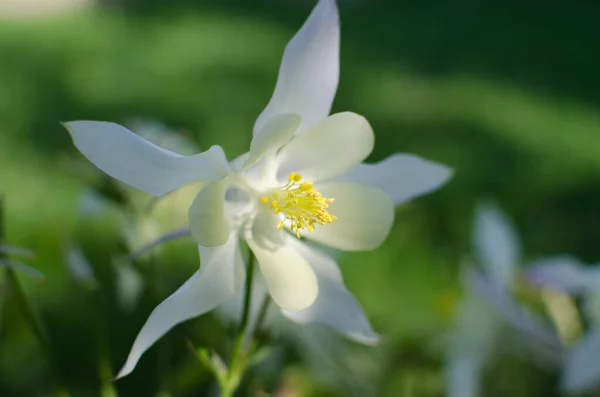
left=260, top=172, right=337, bottom=238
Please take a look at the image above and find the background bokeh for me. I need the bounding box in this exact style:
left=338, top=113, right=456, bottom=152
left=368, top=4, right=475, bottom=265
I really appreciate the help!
left=1, top=0, right=599, bottom=396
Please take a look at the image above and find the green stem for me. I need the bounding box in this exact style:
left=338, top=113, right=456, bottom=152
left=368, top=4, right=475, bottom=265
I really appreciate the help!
left=238, top=251, right=257, bottom=338
left=252, top=294, right=271, bottom=339
left=85, top=286, right=117, bottom=397
left=220, top=251, right=257, bottom=397
left=0, top=197, right=71, bottom=397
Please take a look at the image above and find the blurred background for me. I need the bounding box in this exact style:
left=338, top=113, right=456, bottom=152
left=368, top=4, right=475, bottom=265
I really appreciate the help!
left=1, top=0, right=600, bottom=396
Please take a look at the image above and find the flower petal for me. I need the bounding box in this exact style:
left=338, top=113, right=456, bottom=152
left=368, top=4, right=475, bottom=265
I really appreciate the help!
left=445, top=275, right=501, bottom=397
left=63, top=121, right=230, bottom=196
left=524, top=256, right=600, bottom=294
left=188, top=179, right=231, bottom=247
left=282, top=241, right=379, bottom=344
left=444, top=351, right=485, bottom=397
left=583, top=289, right=600, bottom=325
left=562, top=326, right=600, bottom=394
left=116, top=233, right=244, bottom=379
left=248, top=236, right=318, bottom=311
left=467, top=269, right=562, bottom=353
left=251, top=209, right=286, bottom=250
left=244, top=113, right=301, bottom=169
left=331, top=154, right=452, bottom=205
left=306, top=182, right=394, bottom=251
left=473, top=202, right=521, bottom=287
left=276, top=112, right=374, bottom=182
left=253, top=0, right=339, bottom=135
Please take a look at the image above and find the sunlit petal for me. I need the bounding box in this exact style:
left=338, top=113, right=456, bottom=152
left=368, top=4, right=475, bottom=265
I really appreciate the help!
left=306, top=182, right=394, bottom=251
left=64, top=121, right=230, bottom=196
left=116, top=233, right=244, bottom=378
left=276, top=112, right=374, bottom=182
left=244, top=113, right=301, bottom=169
left=248, top=236, right=318, bottom=311
left=282, top=241, right=379, bottom=344
left=254, top=0, right=339, bottom=135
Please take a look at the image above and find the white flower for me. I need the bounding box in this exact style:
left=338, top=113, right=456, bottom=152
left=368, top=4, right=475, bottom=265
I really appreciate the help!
left=446, top=203, right=522, bottom=397
left=63, top=0, right=451, bottom=379
left=526, top=257, right=600, bottom=394
left=445, top=202, right=561, bottom=397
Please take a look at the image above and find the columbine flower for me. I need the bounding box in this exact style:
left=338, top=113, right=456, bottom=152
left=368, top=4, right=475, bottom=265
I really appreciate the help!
left=445, top=202, right=561, bottom=397
left=64, top=0, right=451, bottom=379
left=526, top=257, right=600, bottom=394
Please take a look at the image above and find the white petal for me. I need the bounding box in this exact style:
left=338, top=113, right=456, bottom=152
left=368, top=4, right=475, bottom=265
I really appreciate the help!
left=248, top=236, right=318, bottom=311
left=230, top=152, right=249, bottom=173
left=253, top=0, right=339, bottom=135
left=64, top=121, right=230, bottom=196
left=276, top=112, right=374, bottom=182
left=467, top=269, right=562, bottom=351
left=524, top=256, right=600, bottom=294
left=562, top=327, right=600, bottom=394
left=244, top=113, right=301, bottom=169
left=282, top=241, right=379, bottom=344
left=116, top=233, right=244, bottom=378
left=307, top=182, right=394, bottom=251
left=188, top=179, right=231, bottom=247
left=473, top=202, right=521, bottom=287
left=444, top=353, right=484, bottom=397
left=583, top=289, right=600, bottom=325
left=445, top=276, right=499, bottom=397
left=332, top=154, right=452, bottom=206
left=251, top=209, right=286, bottom=250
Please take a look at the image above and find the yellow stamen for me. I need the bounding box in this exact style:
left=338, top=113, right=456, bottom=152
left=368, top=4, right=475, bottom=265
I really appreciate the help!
left=260, top=172, right=336, bottom=238
left=300, top=182, right=313, bottom=191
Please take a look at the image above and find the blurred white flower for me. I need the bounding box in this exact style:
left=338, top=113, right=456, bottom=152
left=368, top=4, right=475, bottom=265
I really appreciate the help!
left=525, top=257, right=600, bottom=394
left=63, top=0, right=451, bottom=379
left=445, top=202, right=562, bottom=397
